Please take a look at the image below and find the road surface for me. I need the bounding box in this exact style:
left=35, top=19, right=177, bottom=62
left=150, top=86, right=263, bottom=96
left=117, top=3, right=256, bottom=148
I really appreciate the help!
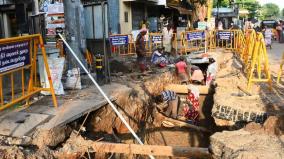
left=267, top=42, right=284, bottom=75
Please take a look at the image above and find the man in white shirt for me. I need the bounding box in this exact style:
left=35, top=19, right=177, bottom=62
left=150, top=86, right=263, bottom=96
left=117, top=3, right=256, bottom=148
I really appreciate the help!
left=162, top=24, right=174, bottom=53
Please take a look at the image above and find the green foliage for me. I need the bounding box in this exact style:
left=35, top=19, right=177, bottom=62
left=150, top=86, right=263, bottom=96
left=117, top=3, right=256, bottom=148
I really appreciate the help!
left=261, top=3, right=280, bottom=19
left=236, top=0, right=261, bottom=18
left=213, top=0, right=230, bottom=8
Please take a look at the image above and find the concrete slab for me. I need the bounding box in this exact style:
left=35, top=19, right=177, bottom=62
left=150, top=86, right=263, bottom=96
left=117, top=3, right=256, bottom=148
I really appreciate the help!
left=0, top=83, right=120, bottom=138
left=0, top=112, right=50, bottom=137
left=39, top=97, right=110, bottom=130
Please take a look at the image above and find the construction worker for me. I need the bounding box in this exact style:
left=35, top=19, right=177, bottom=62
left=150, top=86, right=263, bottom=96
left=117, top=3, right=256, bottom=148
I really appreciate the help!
left=135, top=28, right=148, bottom=72
left=175, top=56, right=189, bottom=84
left=155, top=90, right=179, bottom=119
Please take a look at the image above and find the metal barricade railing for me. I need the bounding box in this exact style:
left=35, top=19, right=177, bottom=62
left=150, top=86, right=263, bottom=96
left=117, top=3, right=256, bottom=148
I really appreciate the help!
left=148, top=33, right=163, bottom=54
left=110, top=34, right=135, bottom=56
left=180, top=30, right=206, bottom=55
left=216, top=30, right=235, bottom=50
left=247, top=32, right=271, bottom=89
left=242, top=30, right=257, bottom=67
left=0, top=34, right=57, bottom=111
left=208, top=30, right=217, bottom=51
left=277, top=52, right=284, bottom=84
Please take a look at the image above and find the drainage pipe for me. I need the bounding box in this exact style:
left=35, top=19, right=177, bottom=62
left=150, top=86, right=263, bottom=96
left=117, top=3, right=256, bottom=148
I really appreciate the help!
left=58, top=34, right=155, bottom=159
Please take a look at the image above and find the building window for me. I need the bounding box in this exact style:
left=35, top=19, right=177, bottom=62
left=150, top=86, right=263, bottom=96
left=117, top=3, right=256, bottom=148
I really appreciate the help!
left=124, top=12, right=128, bottom=23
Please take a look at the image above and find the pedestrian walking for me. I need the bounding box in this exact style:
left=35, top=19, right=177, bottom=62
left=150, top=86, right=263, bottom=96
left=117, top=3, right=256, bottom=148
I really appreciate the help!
left=135, top=28, right=148, bottom=73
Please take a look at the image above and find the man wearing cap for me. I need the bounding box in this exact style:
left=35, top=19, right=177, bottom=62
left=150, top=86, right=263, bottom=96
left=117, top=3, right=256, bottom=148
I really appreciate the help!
left=136, top=28, right=148, bottom=72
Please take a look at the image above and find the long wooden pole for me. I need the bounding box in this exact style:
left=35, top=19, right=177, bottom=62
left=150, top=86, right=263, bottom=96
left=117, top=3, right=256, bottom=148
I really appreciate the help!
left=91, top=142, right=212, bottom=158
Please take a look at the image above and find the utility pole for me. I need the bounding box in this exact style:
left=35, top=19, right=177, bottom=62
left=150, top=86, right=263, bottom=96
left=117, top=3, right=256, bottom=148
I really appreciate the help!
left=63, top=0, right=87, bottom=69
left=32, top=0, right=39, bottom=15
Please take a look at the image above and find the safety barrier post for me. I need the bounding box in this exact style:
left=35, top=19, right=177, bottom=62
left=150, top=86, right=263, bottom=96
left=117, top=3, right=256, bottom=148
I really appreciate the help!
left=247, top=33, right=272, bottom=89
left=181, top=30, right=206, bottom=54
left=277, top=52, right=284, bottom=84
left=110, top=34, right=135, bottom=56
left=0, top=34, right=57, bottom=111
left=149, top=33, right=163, bottom=54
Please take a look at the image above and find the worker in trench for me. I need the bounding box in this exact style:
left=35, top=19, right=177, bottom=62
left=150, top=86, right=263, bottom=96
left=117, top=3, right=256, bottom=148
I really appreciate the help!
left=175, top=56, right=190, bottom=84
left=182, top=85, right=200, bottom=124
left=154, top=90, right=179, bottom=119
left=154, top=85, right=200, bottom=124
left=175, top=56, right=205, bottom=85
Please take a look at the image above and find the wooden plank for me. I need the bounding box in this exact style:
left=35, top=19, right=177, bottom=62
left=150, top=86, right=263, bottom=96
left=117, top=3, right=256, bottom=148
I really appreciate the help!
left=91, top=142, right=212, bottom=158
left=164, top=84, right=209, bottom=94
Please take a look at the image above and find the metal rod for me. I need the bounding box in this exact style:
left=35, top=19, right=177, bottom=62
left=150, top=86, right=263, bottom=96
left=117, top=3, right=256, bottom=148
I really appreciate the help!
left=58, top=33, right=155, bottom=159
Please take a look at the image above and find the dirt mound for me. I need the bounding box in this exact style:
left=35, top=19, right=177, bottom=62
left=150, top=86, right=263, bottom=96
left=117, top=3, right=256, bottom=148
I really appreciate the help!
left=90, top=71, right=179, bottom=134
left=210, top=129, right=284, bottom=159
left=0, top=146, right=25, bottom=159
left=110, top=59, right=134, bottom=73
left=90, top=83, right=151, bottom=134
left=32, top=126, right=72, bottom=148
left=244, top=115, right=284, bottom=136
left=144, top=72, right=179, bottom=96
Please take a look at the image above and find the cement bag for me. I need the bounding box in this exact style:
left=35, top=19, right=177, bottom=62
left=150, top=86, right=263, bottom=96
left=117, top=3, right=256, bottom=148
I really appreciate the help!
left=64, top=68, right=82, bottom=90
left=41, top=57, right=65, bottom=95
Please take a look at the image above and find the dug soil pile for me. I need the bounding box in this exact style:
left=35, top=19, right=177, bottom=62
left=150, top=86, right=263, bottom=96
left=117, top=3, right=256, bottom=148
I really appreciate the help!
left=210, top=115, right=284, bottom=159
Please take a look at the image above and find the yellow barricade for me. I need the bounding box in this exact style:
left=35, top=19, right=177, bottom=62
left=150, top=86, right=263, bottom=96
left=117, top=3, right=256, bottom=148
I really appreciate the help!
left=110, top=34, right=135, bottom=56
left=0, top=34, right=58, bottom=111
left=216, top=30, right=235, bottom=50
left=247, top=33, right=272, bottom=89
left=277, top=52, right=284, bottom=84
left=242, top=30, right=257, bottom=67
left=234, top=30, right=246, bottom=56
left=208, top=30, right=217, bottom=51
left=148, top=33, right=177, bottom=54
left=180, top=30, right=206, bottom=54
left=148, top=33, right=163, bottom=54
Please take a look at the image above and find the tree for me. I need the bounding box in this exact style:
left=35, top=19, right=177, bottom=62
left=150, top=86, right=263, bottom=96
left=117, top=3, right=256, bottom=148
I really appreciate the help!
left=213, top=0, right=230, bottom=8
left=261, top=3, right=280, bottom=19
left=236, top=0, right=261, bottom=18
left=282, top=8, right=284, bottom=17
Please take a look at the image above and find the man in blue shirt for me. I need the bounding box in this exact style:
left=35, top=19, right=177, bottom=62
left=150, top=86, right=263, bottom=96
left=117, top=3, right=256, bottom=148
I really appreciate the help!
left=154, top=90, right=179, bottom=119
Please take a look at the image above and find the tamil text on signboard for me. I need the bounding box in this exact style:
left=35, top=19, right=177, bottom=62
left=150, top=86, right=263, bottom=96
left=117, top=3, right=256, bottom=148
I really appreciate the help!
left=152, top=35, right=162, bottom=44
left=187, top=31, right=205, bottom=41
left=0, top=41, right=30, bottom=73
left=218, top=31, right=232, bottom=40
left=110, top=35, right=129, bottom=46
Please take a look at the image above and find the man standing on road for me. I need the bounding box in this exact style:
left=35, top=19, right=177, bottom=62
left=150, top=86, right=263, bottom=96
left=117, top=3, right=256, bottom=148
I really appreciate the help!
left=136, top=28, right=148, bottom=72
left=162, top=24, right=174, bottom=54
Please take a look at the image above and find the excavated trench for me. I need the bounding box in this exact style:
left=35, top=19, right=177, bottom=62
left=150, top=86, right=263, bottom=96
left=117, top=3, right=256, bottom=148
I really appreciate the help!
left=73, top=67, right=230, bottom=158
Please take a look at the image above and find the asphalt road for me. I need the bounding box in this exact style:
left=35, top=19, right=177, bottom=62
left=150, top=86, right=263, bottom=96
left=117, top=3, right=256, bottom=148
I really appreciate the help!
left=267, top=41, right=284, bottom=75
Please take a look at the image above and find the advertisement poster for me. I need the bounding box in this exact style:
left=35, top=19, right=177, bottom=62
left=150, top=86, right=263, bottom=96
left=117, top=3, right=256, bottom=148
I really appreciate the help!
left=45, top=3, right=65, bottom=42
